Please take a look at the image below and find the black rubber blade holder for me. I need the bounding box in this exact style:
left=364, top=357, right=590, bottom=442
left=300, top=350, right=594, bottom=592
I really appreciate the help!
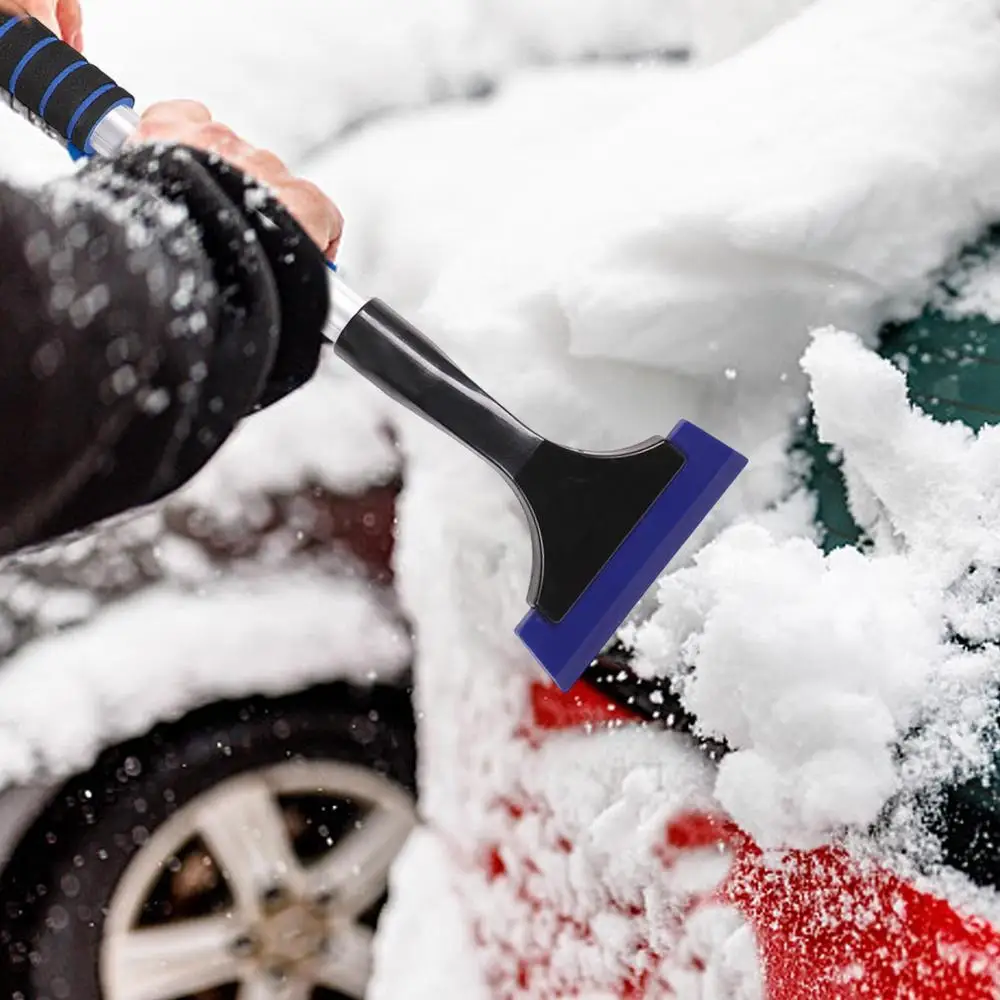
left=335, top=299, right=686, bottom=623
left=514, top=436, right=685, bottom=621
left=0, top=13, right=133, bottom=152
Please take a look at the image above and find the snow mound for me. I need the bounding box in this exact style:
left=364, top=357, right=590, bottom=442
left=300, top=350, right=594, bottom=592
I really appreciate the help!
left=546, top=0, right=1000, bottom=382
left=629, top=522, right=941, bottom=847
left=806, top=330, right=1000, bottom=575
left=0, top=0, right=691, bottom=186
left=627, top=330, right=1000, bottom=852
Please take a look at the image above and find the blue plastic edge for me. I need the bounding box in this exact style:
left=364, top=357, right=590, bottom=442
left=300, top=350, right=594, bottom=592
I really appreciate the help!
left=0, top=15, right=24, bottom=43
left=65, top=82, right=115, bottom=151
left=515, top=420, right=748, bottom=692
left=40, top=59, right=87, bottom=117
left=8, top=36, right=57, bottom=94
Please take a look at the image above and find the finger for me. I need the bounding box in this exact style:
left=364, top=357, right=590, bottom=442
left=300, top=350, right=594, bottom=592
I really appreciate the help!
left=186, top=121, right=255, bottom=162
left=197, top=144, right=341, bottom=257
left=321, top=198, right=345, bottom=261
left=271, top=179, right=344, bottom=258
left=56, top=0, right=82, bottom=49
left=1, top=1, right=58, bottom=34
left=324, top=225, right=343, bottom=262
left=302, top=181, right=345, bottom=260
left=140, top=99, right=213, bottom=127
left=236, top=147, right=291, bottom=185
left=129, top=117, right=201, bottom=147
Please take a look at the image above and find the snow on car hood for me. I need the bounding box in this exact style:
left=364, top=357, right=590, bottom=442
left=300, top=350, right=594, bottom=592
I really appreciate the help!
left=0, top=565, right=410, bottom=791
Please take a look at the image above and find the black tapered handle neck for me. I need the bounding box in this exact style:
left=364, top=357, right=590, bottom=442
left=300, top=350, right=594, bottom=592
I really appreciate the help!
left=335, top=299, right=543, bottom=479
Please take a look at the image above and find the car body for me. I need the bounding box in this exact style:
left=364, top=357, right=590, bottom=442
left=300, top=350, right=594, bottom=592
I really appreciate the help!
left=450, top=669, right=1000, bottom=999
left=0, top=367, right=422, bottom=1000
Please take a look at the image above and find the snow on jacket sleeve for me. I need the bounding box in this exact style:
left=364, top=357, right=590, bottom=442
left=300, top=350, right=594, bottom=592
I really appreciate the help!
left=0, top=142, right=329, bottom=557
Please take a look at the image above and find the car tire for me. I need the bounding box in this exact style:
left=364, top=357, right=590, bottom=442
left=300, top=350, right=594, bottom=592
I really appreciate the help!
left=1, top=681, right=417, bottom=1000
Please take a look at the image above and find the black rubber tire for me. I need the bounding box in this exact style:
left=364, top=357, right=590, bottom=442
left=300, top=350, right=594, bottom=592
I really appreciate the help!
left=0, top=679, right=416, bottom=1000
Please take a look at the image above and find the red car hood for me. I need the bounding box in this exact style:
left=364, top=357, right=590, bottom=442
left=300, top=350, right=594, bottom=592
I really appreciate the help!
left=527, top=679, right=1000, bottom=1000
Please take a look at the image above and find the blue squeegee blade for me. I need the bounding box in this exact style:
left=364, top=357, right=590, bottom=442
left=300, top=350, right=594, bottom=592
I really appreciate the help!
left=515, top=420, right=747, bottom=692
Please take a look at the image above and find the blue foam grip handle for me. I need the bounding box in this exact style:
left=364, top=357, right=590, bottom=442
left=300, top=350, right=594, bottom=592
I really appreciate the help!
left=516, top=420, right=748, bottom=691
left=0, top=13, right=134, bottom=154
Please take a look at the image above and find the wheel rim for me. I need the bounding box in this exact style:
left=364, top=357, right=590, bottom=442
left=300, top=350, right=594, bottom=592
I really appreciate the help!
left=99, top=759, right=416, bottom=1000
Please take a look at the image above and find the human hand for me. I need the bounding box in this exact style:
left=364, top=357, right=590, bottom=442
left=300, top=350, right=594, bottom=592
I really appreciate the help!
left=131, top=100, right=343, bottom=260
left=0, top=0, right=83, bottom=49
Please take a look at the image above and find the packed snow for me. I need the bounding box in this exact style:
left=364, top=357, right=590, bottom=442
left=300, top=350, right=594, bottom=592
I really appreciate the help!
left=368, top=828, right=493, bottom=1000
left=3, top=0, right=1000, bottom=995
left=0, top=566, right=410, bottom=786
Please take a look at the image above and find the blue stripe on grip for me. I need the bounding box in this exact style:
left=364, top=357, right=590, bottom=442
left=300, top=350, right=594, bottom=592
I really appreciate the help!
left=9, top=36, right=57, bottom=93
left=65, top=81, right=115, bottom=144
left=0, top=16, right=25, bottom=44
left=39, top=59, right=86, bottom=116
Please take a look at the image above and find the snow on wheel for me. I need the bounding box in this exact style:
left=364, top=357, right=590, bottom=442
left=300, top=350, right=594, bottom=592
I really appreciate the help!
left=0, top=685, right=417, bottom=1000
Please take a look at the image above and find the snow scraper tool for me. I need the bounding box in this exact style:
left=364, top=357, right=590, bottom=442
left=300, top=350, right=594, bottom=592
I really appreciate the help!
left=0, top=14, right=748, bottom=691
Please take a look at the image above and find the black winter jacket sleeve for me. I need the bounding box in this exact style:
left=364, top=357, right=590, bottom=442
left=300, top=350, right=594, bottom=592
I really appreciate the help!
left=0, top=142, right=330, bottom=557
